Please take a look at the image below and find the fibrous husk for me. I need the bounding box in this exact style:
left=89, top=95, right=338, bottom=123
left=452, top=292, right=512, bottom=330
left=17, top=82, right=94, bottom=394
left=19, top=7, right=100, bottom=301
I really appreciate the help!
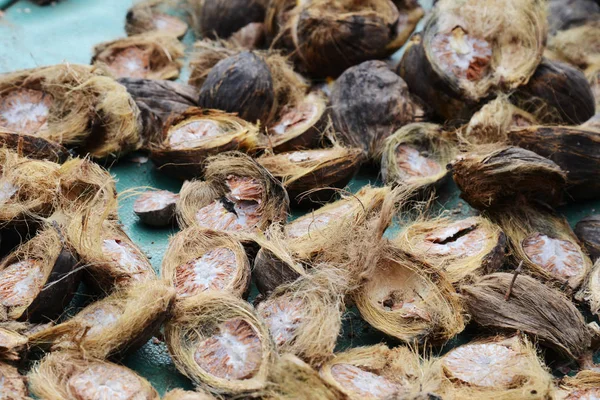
left=422, top=0, right=547, bottom=102
left=0, top=64, right=142, bottom=159
left=585, top=63, right=600, bottom=108
left=126, top=0, right=189, bottom=38
left=511, top=59, right=596, bottom=125
left=451, top=145, right=567, bottom=210
left=331, top=60, right=425, bottom=160
left=189, top=0, right=267, bottom=39
left=257, top=146, right=363, bottom=205
left=133, top=189, right=179, bottom=227
left=461, top=272, right=593, bottom=360
left=176, top=151, right=289, bottom=233
left=508, top=126, right=600, bottom=201
left=92, top=32, right=185, bottom=80
left=491, top=202, right=592, bottom=291
left=575, top=215, right=600, bottom=262
left=163, top=389, right=217, bottom=400
left=438, top=335, right=554, bottom=400
left=547, top=0, right=600, bottom=35
left=557, top=370, right=600, bottom=399
left=161, top=228, right=251, bottom=300
left=354, top=243, right=466, bottom=344
left=0, top=149, right=60, bottom=224
left=165, top=291, right=276, bottom=395
left=28, top=351, right=159, bottom=400
left=578, top=258, right=600, bottom=316
left=0, top=362, right=31, bottom=399
left=394, top=216, right=506, bottom=285
left=548, top=21, right=600, bottom=69
left=150, top=108, right=263, bottom=180
left=0, top=129, right=70, bottom=163
left=274, top=0, right=424, bottom=78
left=381, top=123, right=456, bottom=191
left=0, top=327, right=27, bottom=362
left=118, top=77, right=199, bottom=149
left=187, top=39, right=239, bottom=89
left=29, top=280, right=174, bottom=360
left=462, top=96, right=538, bottom=145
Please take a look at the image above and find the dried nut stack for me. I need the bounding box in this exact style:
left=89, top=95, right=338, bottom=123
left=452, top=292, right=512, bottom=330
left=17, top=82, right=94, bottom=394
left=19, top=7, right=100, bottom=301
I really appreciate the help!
left=2, top=0, right=600, bottom=398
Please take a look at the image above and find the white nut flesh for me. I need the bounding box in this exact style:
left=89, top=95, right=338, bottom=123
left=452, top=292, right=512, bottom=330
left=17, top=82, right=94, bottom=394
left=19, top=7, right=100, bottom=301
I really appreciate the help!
left=104, top=47, right=151, bottom=79
left=134, top=191, right=179, bottom=213
left=102, top=239, right=153, bottom=282
left=393, top=145, right=443, bottom=184
left=68, top=363, right=149, bottom=400
left=0, top=89, right=52, bottom=135
left=270, top=102, right=317, bottom=136
left=0, top=259, right=45, bottom=308
left=167, top=120, right=224, bottom=150
left=330, top=363, right=400, bottom=399
left=175, top=247, right=238, bottom=297
left=523, top=233, right=584, bottom=283
left=258, top=297, right=303, bottom=348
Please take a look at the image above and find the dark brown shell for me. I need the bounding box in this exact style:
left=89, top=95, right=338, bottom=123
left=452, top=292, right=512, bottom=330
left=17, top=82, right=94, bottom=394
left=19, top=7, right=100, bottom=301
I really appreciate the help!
left=133, top=190, right=179, bottom=227
left=198, top=52, right=275, bottom=125
left=575, top=215, right=600, bottom=262
left=451, top=146, right=567, bottom=210
left=253, top=247, right=305, bottom=296
left=331, top=60, right=423, bottom=160
left=508, top=126, right=600, bottom=201
left=193, top=0, right=267, bottom=39
left=0, top=131, right=69, bottom=163
left=512, top=59, right=596, bottom=125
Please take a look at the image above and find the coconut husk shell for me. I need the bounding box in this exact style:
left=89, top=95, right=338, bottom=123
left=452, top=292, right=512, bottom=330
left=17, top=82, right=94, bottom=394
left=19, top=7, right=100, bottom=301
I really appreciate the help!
left=92, top=32, right=185, bottom=80
left=176, top=151, right=289, bottom=233
left=117, top=77, right=199, bottom=149
left=189, top=0, right=267, bottom=39
left=394, top=216, right=506, bottom=285
left=422, top=0, right=547, bottom=102
left=547, top=0, right=600, bottom=35
left=163, top=389, right=217, bottom=400
left=29, top=280, right=174, bottom=360
left=548, top=21, right=600, bottom=69
left=381, top=123, right=456, bottom=191
left=0, top=327, right=27, bottom=362
left=0, top=362, right=31, bottom=399
left=257, top=147, right=363, bottom=206
left=508, top=125, right=600, bottom=201
left=511, top=59, right=596, bottom=125
left=461, top=272, right=593, bottom=360
left=150, top=109, right=263, bottom=180
left=438, top=335, right=554, bottom=400
left=575, top=215, right=600, bottom=262
left=331, top=60, right=424, bottom=160
left=451, top=145, right=567, bottom=210
left=0, top=64, right=142, bottom=159
left=354, top=244, right=466, bottom=344
left=165, top=291, right=276, bottom=395
left=0, top=129, right=69, bottom=163
left=125, top=0, right=188, bottom=38
left=161, top=228, right=251, bottom=300
left=28, top=351, right=159, bottom=400
left=557, top=370, right=600, bottom=399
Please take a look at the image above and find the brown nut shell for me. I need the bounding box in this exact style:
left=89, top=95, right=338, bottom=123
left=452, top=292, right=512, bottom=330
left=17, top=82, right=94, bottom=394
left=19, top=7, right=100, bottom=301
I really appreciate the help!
left=133, top=189, right=179, bottom=227
left=575, top=215, right=600, bottom=262
left=190, top=0, right=267, bottom=39
left=0, top=129, right=69, bottom=163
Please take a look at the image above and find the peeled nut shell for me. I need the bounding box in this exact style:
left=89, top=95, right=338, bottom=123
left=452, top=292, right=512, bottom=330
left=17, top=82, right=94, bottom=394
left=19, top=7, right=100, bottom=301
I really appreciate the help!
left=134, top=190, right=179, bottom=227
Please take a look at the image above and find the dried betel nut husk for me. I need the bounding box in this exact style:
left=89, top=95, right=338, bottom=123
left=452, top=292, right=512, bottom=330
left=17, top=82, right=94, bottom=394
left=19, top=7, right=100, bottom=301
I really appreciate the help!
left=29, top=280, right=174, bottom=359
left=257, top=147, right=363, bottom=205
left=0, top=224, right=79, bottom=322
left=0, top=362, right=30, bottom=398
left=319, top=344, right=422, bottom=400
left=451, top=145, right=567, bottom=210
left=161, top=228, right=251, bottom=300
left=165, top=292, right=276, bottom=394
left=134, top=189, right=179, bottom=227
left=125, top=0, right=188, bottom=38
left=354, top=244, right=466, bottom=343
left=547, top=0, right=600, bottom=35
left=0, top=327, right=27, bottom=362
left=28, top=351, right=159, bottom=400
left=511, top=59, right=596, bottom=125
left=394, top=216, right=506, bottom=285
left=547, top=20, right=600, bottom=69
left=187, top=39, right=239, bottom=89
left=575, top=215, right=600, bottom=262
left=0, top=128, right=70, bottom=163
left=150, top=109, right=263, bottom=180
left=438, top=335, right=553, bottom=400
left=190, top=0, right=267, bottom=40
left=331, top=60, right=424, bottom=159
left=585, top=63, right=600, bottom=109
left=508, top=125, right=600, bottom=201
left=462, top=272, right=593, bottom=361
left=278, top=0, right=424, bottom=78
left=0, top=64, right=142, bottom=159
left=492, top=202, right=592, bottom=291
left=381, top=123, right=456, bottom=190
left=163, top=389, right=217, bottom=400
left=557, top=370, right=600, bottom=399
left=177, top=151, right=289, bottom=233
left=578, top=258, right=600, bottom=317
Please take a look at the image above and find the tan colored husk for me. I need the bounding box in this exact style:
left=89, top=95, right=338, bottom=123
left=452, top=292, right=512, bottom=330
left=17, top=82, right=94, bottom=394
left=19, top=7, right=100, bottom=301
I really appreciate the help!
left=0, top=64, right=142, bottom=156
left=28, top=351, right=159, bottom=400
left=462, top=96, right=539, bottom=145
left=29, top=280, right=174, bottom=359
left=0, top=327, right=27, bottom=361
left=577, top=258, right=600, bottom=316
left=165, top=291, right=276, bottom=394
left=353, top=243, right=466, bottom=344
left=394, top=215, right=506, bottom=284
left=423, top=0, right=547, bottom=101
left=558, top=370, right=600, bottom=399
left=586, top=63, right=600, bottom=108
left=176, top=151, right=289, bottom=232
left=125, top=0, right=188, bottom=38
left=491, top=202, right=592, bottom=290
left=461, top=272, right=592, bottom=360
left=93, top=32, right=185, bottom=80
left=438, top=335, right=554, bottom=400
left=0, top=149, right=60, bottom=224
left=548, top=22, right=600, bottom=69
left=163, top=388, right=218, bottom=400
left=188, top=39, right=239, bottom=89
left=381, top=123, right=456, bottom=189
left=161, top=228, right=251, bottom=299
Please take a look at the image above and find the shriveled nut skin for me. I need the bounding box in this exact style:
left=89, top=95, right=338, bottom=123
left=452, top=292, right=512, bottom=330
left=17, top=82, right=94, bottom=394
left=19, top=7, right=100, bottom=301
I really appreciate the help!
left=575, top=215, right=600, bottom=262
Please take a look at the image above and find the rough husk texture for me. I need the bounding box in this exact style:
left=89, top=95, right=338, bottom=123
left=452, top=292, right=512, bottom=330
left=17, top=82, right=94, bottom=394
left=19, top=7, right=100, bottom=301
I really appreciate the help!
left=462, top=272, right=592, bottom=360
left=558, top=370, right=600, bottom=398
left=578, top=259, right=600, bottom=317
left=165, top=292, right=276, bottom=394
left=125, top=0, right=188, bottom=38
left=29, top=280, right=174, bottom=359
left=0, top=327, right=28, bottom=362
left=92, top=32, right=185, bottom=80
left=548, top=21, right=600, bottom=69
left=161, top=228, right=251, bottom=299
left=0, top=129, right=70, bottom=163
left=188, top=39, right=239, bottom=89
left=28, top=351, right=159, bottom=400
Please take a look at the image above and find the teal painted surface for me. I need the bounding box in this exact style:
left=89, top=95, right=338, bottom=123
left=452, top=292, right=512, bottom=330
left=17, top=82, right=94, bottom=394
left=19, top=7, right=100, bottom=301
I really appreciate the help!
left=0, top=0, right=599, bottom=396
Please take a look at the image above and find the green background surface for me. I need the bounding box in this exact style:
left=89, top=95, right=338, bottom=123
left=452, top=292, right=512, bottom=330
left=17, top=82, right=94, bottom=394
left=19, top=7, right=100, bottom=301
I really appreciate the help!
left=0, top=0, right=599, bottom=395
